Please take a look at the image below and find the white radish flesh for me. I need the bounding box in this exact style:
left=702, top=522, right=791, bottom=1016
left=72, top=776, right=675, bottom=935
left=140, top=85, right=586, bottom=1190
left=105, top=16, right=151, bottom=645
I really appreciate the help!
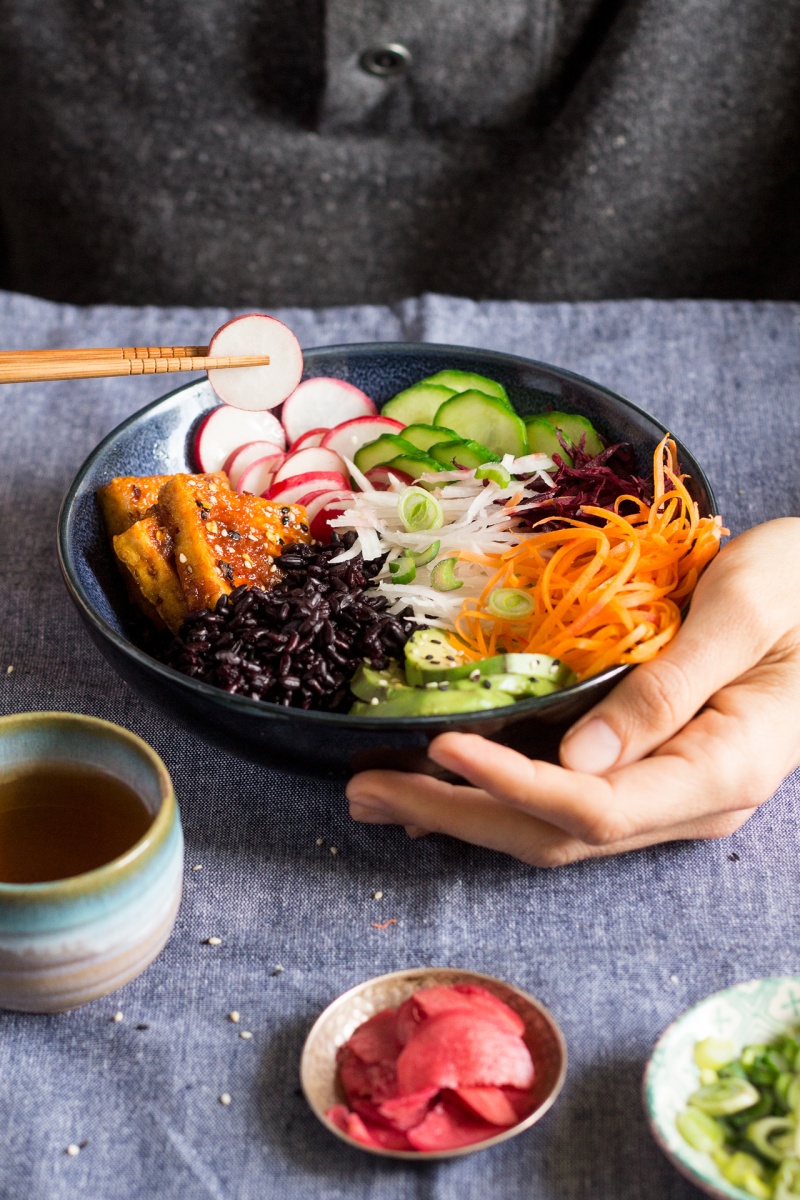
left=236, top=455, right=285, bottom=496
left=291, top=426, right=328, bottom=450
left=207, top=313, right=303, bottom=411
left=280, top=377, right=376, bottom=445
left=194, top=405, right=287, bottom=473
left=320, top=415, right=405, bottom=459
left=264, top=471, right=350, bottom=505
left=272, top=446, right=347, bottom=484
left=224, top=440, right=285, bottom=489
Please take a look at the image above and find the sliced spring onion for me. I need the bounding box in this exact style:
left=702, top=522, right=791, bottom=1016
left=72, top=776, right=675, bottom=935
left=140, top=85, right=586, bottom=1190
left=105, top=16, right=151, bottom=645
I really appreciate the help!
left=774, top=1157, right=800, bottom=1199
left=475, top=462, right=511, bottom=487
left=412, top=540, right=441, bottom=567
left=389, top=555, right=417, bottom=585
left=398, top=486, right=444, bottom=532
left=676, top=1108, right=727, bottom=1154
left=487, top=587, right=534, bottom=620
left=688, top=1078, right=760, bottom=1116
left=713, top=1149, right=770, bottom=1197
left=745, top=1117, right=796, bottom=1163
left=430, top=557, right=463, bottom=592
left=694, top=1037, right=736, bottom=1072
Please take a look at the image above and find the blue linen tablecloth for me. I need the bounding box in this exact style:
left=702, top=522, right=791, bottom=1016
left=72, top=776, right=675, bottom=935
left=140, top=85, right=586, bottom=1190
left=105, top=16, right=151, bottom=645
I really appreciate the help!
left=1, top=290, right=799, bottom=1200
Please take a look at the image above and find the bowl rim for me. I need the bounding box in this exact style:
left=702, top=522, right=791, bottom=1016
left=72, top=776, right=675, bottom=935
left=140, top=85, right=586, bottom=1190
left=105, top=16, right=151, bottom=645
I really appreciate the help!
left=57, top=340, right=716, bottom=729
left=642, top=976, right=800, bottom=1200
left=299, top=964, right=568, bottom=1160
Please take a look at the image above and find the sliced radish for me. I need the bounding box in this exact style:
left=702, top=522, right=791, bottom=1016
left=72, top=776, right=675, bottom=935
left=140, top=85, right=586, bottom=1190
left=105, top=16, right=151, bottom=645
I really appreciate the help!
left=236, top=454, right=285, bottom=496
left=364, top=466, right=415, bottom=491
left=207, top=313, right=303, bottom=411
left=272, top=446, right=346, bottom=484
left=223, top=440, right=285, bottom=489
left=290, top=426, right=328, bottom=451
left=194, top=406, right=287, bottom=473
left=281, top=377, right=376, bottom=446
left=321, top=415, right=405, bottom=460
left=264, top=471, right=350, bottom=505
left=310, top=495, right=354, bottom=543
left=297, top=489, right=355, bottom=525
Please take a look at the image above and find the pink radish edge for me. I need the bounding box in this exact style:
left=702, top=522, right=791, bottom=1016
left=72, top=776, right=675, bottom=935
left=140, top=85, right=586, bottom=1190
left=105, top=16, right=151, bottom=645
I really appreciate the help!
left=264, top=471, right=350, bottom=504
left=193, top=405, right=287, bottom=472
left=320, top=414, right=405, bottom=459
left=272, top=446, right=347, bottom=484
left=281, top=377, right=376, bottom=446
left=236, top=453, right=286, bottom=496
left=224, top=440, right=285, bottom=489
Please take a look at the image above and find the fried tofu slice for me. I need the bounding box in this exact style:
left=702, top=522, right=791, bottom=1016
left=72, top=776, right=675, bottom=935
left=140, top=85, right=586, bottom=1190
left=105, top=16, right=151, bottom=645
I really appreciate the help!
left=98, top=472, right=229, bottom=630
left=157, top=473, right=311, bottom=612
left=97, top=472, right=228, bottom=537
left=112, top=515, right=189, bottom=633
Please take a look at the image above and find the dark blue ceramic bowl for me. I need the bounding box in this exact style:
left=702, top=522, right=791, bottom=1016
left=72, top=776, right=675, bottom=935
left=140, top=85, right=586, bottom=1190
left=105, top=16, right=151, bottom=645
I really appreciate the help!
left=58, top=343, right=716, bottom=779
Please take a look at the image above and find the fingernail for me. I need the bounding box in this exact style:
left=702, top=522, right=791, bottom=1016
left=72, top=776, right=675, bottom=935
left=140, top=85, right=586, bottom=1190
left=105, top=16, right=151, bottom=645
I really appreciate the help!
left=561, top=718, right=622, bottom=774
left=349, top=796, right=388, bottom=821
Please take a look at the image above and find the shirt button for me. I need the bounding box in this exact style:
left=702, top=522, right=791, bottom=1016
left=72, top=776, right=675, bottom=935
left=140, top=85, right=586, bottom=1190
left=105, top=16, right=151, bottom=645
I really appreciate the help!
left=359, top=43, right=412, bottom=78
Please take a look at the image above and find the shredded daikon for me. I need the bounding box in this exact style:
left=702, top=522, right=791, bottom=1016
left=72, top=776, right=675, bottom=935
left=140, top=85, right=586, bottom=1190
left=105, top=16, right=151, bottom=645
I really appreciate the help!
left=328, top=458, right=555, bottom=627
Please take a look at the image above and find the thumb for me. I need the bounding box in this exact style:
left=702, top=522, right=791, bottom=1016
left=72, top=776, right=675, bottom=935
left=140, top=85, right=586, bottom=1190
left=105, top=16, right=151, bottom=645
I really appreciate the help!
left=558, top=554, right=774, bottom=775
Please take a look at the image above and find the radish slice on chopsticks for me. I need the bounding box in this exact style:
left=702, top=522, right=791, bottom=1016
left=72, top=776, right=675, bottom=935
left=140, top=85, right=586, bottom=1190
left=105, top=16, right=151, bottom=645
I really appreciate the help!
left=281, top=377, right=376, bottom=445
left=207, top=313, right=303, bottom=411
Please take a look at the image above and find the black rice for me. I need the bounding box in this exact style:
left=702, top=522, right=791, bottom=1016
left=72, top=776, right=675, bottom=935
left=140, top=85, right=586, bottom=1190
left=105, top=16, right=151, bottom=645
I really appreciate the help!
left=161, top=533, right=416, bottom=712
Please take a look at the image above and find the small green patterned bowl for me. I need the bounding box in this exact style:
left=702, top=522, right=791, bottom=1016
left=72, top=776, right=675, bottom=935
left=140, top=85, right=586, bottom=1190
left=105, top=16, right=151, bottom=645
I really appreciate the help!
left=644, top=977, right=800, bottom=1200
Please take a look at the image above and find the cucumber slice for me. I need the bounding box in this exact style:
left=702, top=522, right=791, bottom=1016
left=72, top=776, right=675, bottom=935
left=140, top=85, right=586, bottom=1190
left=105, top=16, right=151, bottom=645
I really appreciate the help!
left=546, top=411, right=604, bottom=457
left=429, top=438, right=500, bottom=469
left=353, top=433, right=427, bottom=473
left=524, top=416, right=571, bottom=464
left=421, top=370, right=510, bottom=405
left=434, top=390, right=528, bottom=458
left=400, top=423, right=459, bottom=452
left=385, top=453, right=444, bottom=479
left=381, top=383, right=455, bottom=426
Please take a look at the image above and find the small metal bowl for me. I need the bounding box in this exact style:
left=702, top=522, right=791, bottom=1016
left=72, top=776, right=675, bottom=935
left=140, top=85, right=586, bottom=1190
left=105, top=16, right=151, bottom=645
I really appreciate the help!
left=300, top=966, right=567, bottom=1161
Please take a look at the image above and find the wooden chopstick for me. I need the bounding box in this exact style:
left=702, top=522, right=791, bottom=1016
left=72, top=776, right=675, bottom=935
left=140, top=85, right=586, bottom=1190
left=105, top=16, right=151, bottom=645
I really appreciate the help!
left=0, top=347, right=269, bottom=384
left=0, top=345, right=209, bottom=362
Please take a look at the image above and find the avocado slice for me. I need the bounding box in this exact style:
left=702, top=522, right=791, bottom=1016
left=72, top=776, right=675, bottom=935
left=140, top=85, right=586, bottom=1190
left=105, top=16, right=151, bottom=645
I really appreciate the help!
left=350, top=660, right=408, bottom=703
left=359, top=682, right=513, bottom=717
left=404, top=628, right=473, bottom=686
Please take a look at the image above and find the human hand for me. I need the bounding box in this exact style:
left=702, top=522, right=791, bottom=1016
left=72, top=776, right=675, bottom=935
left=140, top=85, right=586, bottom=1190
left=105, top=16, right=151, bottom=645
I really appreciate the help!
left=347, top=519, right=800, bottom=866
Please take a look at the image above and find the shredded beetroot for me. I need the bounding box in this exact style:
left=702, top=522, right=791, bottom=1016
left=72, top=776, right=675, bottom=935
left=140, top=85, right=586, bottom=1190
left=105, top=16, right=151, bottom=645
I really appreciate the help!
left=325, top=983, right=536, bottom=1152
left=516, top=439, right=653, bottom=529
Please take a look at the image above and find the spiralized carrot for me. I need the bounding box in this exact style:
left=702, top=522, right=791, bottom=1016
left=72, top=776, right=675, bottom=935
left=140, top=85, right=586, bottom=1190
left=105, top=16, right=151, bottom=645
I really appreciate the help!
left=452, top=436, right=728, bottom=679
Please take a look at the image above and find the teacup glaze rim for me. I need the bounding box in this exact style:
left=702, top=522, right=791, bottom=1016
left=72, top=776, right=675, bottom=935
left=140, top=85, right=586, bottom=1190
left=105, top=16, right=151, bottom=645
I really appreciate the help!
left=0, top=711, right=176, bottom=901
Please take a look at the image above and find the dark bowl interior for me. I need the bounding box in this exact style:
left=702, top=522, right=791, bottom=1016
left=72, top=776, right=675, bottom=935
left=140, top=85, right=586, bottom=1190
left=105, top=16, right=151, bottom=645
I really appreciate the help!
left=58, top=343, right=716, bottom=779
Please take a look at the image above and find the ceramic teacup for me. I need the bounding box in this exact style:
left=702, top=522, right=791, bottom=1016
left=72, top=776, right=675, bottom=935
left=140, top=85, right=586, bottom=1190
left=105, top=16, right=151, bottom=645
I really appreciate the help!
left=0, top=712, right=183, bottom=1013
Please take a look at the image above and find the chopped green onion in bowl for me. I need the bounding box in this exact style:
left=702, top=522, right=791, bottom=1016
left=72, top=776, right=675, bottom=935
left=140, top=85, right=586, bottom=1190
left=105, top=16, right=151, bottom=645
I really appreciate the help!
left=644, top=978, right=800, bottom=1200
left=487, top=587, right=534, bottom=620
left=398, top=486, right=444, bottom=532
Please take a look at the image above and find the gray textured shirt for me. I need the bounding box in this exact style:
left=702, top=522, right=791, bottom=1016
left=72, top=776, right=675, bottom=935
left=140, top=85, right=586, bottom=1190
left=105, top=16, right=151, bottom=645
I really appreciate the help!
left=0, top=0, right=797, bottom=307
